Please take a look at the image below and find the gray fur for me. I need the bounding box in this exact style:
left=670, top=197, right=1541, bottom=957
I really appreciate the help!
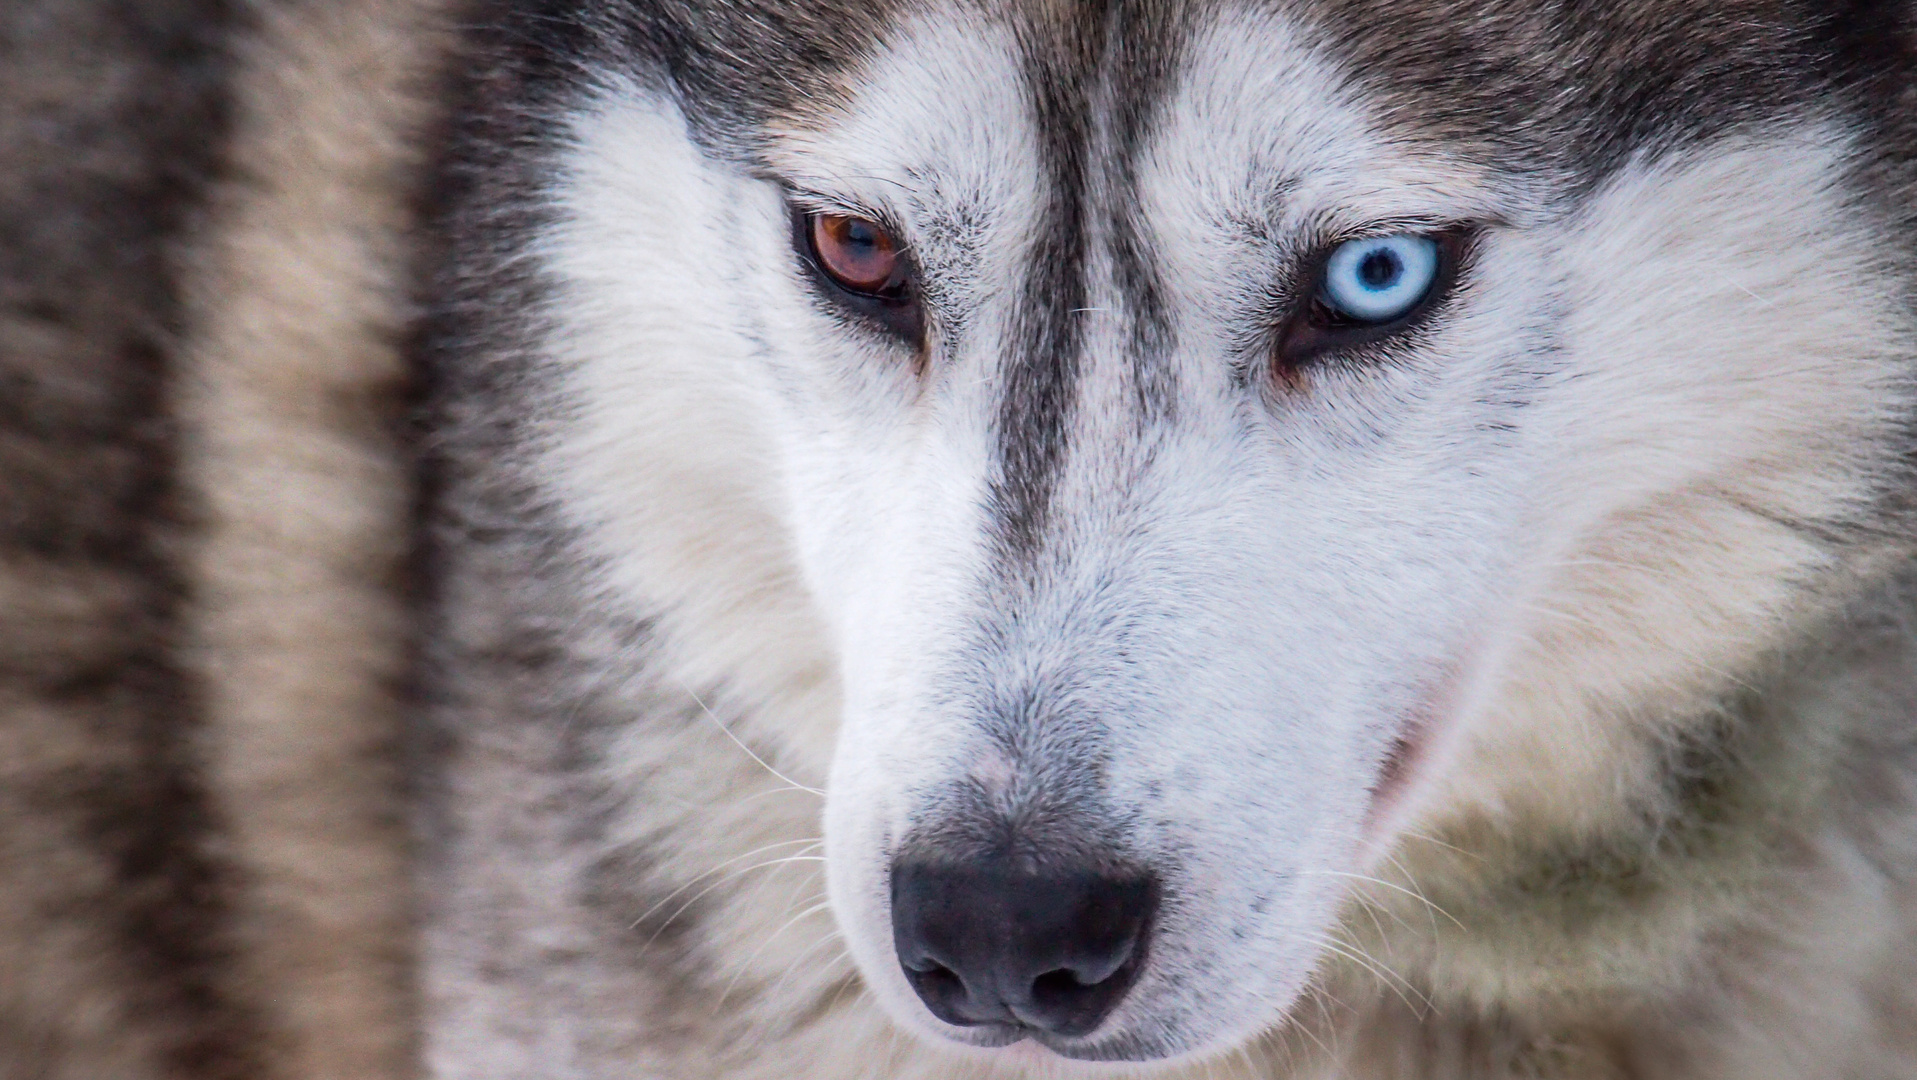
left=0, top=3, right=261, bottom=1075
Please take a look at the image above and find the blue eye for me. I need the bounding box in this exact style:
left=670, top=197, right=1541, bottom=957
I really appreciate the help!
left=1320, top=234, right=1440, bottom=323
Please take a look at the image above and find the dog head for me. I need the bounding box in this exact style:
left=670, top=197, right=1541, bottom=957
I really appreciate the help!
left=519, top=0, right=1916, bottom=1067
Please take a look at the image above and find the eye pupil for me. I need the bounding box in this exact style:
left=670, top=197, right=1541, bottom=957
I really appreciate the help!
left=1358, top=250, right=1400, bottom=289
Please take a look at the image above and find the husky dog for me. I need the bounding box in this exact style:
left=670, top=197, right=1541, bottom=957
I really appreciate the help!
left=415, top=1, right=1917, bottom=1077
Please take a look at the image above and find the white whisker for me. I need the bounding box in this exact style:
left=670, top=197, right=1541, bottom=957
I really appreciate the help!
left=674, top=677, right=823, bottom=797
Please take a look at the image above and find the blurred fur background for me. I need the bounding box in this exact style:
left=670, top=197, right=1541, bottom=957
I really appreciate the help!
left=0, top=3, right=447, bottom=1075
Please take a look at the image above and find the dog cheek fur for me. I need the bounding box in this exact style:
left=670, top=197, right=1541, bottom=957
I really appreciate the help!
left=1310, top=131, right=1917, bottom=1076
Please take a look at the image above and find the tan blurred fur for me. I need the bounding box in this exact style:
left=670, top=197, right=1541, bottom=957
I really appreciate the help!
left=0, top=1, right=453, bottom=1076
left=174, top=1, right=457, bottom=1075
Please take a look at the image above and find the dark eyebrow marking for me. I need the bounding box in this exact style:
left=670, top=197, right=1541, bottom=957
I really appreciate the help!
left=985, top=14, right=1098, bottom=567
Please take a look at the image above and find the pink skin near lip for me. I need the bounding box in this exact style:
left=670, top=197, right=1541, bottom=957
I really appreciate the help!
left=1360, top=642, right=1481, bottom=857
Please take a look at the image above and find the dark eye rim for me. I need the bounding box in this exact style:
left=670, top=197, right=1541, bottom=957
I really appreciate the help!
left=1275, top=225, right=1475, bottom=372
left=790, top=205, right=924, bottom=344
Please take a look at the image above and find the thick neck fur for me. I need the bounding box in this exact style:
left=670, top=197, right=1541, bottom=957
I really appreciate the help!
left=1322, top=563, right=1917, bottom=1077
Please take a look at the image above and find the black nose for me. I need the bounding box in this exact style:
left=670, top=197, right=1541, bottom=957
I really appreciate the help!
left=890, top=857, right=1157, bottom=1038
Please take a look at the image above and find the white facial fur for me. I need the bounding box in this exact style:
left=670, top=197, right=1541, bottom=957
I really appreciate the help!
left=533, top=2, right=1912, bottom=1074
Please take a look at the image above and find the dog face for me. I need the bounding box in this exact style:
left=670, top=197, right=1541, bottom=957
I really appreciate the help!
left=786, top=13, right=1525, bottom=1063
left=533, top=0, right=1912, bottom=1068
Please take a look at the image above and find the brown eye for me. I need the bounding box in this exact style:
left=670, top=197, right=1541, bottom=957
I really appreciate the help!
left=809, top=213, right=908, bottom=297
left=793, top=206, right=923, bottom=343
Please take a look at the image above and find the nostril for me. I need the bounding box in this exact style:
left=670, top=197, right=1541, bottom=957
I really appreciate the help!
left=1030, top=967, right=1091, bottom=1004
left=904, top=962, right=968, bottom=1006
left=1033, top=968, right=1083, bottom=994
left=1027, top=937, right=1141, bottom=1012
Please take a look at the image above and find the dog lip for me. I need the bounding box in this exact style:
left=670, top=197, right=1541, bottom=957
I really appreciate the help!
left=1366, top=724, right=1427, bottom=825
left=1364, top=650, right=1476, bottom=838
left=962, top=1027, right=1134, bottom=1064
left=1027, top=1030, right=1174, bottom=1063
left=928, top=1020, right=1140, bottom=1062
left=936, top=1021, right=1030, bottom=1048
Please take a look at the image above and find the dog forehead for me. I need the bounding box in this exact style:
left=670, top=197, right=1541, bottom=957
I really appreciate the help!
left=1281, top=0, right=1851, bottom=175
left=757, top=2, right=1376, bottom=246
left=761, top=11, right=1040, bottom=218
left=711, top=0, right=1849, bottom=191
